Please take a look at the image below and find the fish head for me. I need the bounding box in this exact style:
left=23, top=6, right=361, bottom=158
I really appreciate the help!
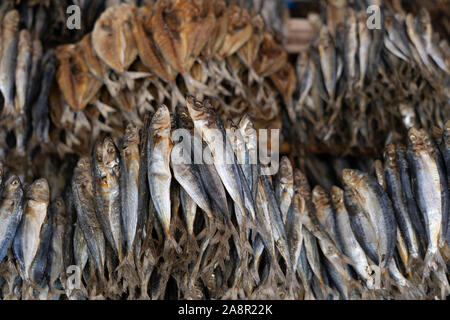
left=102, top=136, right=120, bottom=171
left=407, top=127, right=427, bottom=152
left=27, top=178, right=50, bottom=203
left=3, top=175, right=23, bottom=202
left=346, top=8, right=356, bottom=24
left=330, top=186, right=344, bottom=208
left=175, top=104, right=194, bottom=131
left=186, top=96, right=214, bottom=129
left=342, top=168, right=365, bottom=189
left=3, top=10, right=20, bottom=31
left=74, top=157, right=92, bottom=187
left=151, top=105, right=172, bottom=140
left=383, top=144, right=397, bottom=168
left=239, top=114, right=256, bottom=141
left=51, top=197, right=67, bottom=225
left=312, top=185, right=330, bottom=209
left=19, top=29, right=31, bottom=47
left=444, top=120, right=450, bottom=145
left=417, top=8, right=431, bottom=32
left=293, top=169, right=311, bottom=201
left=123, top=124, right=139, bottom=148
left=279, top=157, right=293, bottom=185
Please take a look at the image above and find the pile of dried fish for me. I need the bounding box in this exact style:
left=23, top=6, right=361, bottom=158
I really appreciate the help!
left=49, top=0, right=293, bottom=157
left=0, top=96, right=448, bottom=300
left=293, top=4, right=449, bottom=156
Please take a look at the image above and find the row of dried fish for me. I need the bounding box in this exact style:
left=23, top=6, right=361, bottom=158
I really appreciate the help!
left=49, top=0, right=293, bottom=157
left=0, top=97, right=449, bottom=299
left=293, top=4, right=449, bottom=156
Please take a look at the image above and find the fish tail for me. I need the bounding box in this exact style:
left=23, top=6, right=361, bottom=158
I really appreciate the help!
left=115, top=252, right=139, bottom=287
left=2, top=100, right=16, bottom=120
left=423, top=247, right=447, bottom=281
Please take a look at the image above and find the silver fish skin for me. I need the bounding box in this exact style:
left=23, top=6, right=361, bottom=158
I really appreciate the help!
left=73, top=221, right=89, bottom=274
left=383, top=144, right=420, bottom=260
left=30, top=196, right=53, bottom=285
left=255, top=176, right=277, bottom=262
left=180, top=188, right=197, bottom=237
left=0, top=175, right=24, bottom=265
left=385, top=13, right=411, bottom=59
left=357, top=11, right=371, bottom=88
left=226, top=120, right=252, bottom=195
left=296, top=242, right=314, bottom=299
left=312, top=185, right=341, bottom=249
left=171, top=126, right=213, bottom=219
left=384, top=37, right=408, bottom=62
left=48, top=197, right=66, bottom=288
left=317, top=26, right=336, bottom=100
left=442, top=121, right=450, bottom=242
left=331, top=186, right=374, bottom=289
left=238, top=114, right=258, bottom=202
left=416, top=9, right=449, bottom=74
left=33, top=51, right=57, bottom=144
left=286, top=187, right=304, bottom=273
left=275, top=156, right=294, bottom=225
left=13, top=178, right=49, bottom=284
left=147, top=105, right=173, bottom=237
left=186, top=97, right=253, bottom=220
left=344, top=9, right=358, bottom=83
left=72, top=157, right=106, bottom=282
left=0, top=10, right=19, bottom=117
left=120, top=124, right=140, bottom=257
left=14, top=29, right=32, bottom=115
left=395, top=144, right=427, bottom=244
left=406, top=128, right=446, bottom=272
left=176, top=103, right=229, bottom=218
left=442, top=121, right=450, bottom=205
left=421, top=129, right=449, bottom=247
left=92, top=136, right=124, bottom=262
left=303, top=201, right=351, bottom=285
left=26, top=39, right=43, bottom=110
left=302, top=227, right=326, bottom=287
left=14, top=29, right=32, bottom=154
left=342, top=169, right=397, bottom=268
left=405, top=14, right=431, bottom=69
left=296, top=51, right=314, bottom=107
left=260, top=172, right=291, bottom=268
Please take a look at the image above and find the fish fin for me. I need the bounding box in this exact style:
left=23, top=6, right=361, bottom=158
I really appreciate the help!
left=423, top=248, right=448, bottom=283
left=115, top=252, right=140, bottom=290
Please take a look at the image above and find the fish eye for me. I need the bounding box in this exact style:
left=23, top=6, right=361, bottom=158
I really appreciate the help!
left=11, top=179, right=18, bottom=185
left=9, top=200, right=15, bottom=206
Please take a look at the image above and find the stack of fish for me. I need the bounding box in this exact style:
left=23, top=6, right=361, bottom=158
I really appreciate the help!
left=0, top=96, right=449, bottom=300
left=0, top=4, right=56, bottom=160
left=50, top=0, right=294, bottom=156
left=293, top=4, right=449, bottom=156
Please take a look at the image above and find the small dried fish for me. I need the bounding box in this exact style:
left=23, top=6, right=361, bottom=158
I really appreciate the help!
left=13, top=178, right=49, bottom=284
left=147, top=105, right=173, bottom=237
left=0, top=175, right=24, bottom=265
left=0, top=10, right=19, bottom=117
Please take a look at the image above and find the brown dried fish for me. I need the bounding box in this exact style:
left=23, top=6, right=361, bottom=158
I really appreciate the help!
left=92, top=3, right=138, bottom=72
